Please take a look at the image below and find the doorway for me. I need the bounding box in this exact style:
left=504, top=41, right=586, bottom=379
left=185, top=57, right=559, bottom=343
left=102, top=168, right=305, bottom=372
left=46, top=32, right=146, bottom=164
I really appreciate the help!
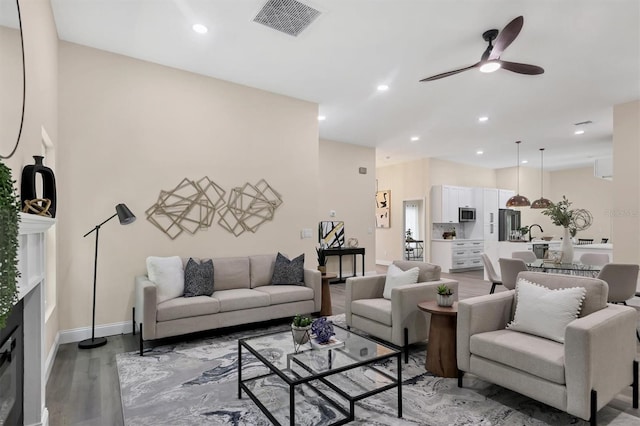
left=403, top=199, right=425, bottom=261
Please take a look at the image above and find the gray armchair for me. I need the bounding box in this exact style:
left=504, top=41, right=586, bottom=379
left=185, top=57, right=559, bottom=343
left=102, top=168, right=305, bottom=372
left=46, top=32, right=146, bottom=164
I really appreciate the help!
left=457, top=271, right=638, bottom=425
left=345, top=260, right=458, bottom=363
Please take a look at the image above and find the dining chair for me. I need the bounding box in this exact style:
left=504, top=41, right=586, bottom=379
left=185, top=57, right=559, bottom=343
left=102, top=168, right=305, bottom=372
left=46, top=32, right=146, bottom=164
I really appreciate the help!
left=577, top=238, right=594, bottom=245
left=598, top=263, right=639, bottom=304
left=580, top=253, right=610, bottom=267
left=498, top=258, right=528, bottom=290
left=481, top=253, right=502, bottom=294
left=511, top=250, right=537, bottom=263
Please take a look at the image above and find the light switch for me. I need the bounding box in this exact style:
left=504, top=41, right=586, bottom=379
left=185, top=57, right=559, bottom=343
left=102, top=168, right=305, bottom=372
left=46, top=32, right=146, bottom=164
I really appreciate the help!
left=329, top=210, right=336, bottom=217
left=301, top=228, right=313, bottom=239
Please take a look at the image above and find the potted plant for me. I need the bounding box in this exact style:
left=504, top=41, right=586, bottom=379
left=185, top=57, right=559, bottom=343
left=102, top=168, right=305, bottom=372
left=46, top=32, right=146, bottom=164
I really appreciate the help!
left=436, top=284, right=454, bottom=307
left=291, top=314, right=313, bottom=345
left=316, top=247, right=327, bottom=274
left=0, top=161, right=20, bottom=329
left=541, top=196, right=592, bottom=262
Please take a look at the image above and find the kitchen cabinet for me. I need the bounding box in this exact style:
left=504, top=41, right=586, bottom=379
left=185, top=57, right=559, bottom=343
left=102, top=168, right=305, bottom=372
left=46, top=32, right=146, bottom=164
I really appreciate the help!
left=498, top=189, right=515, bottom=208
left=431, top=239, right=484, bottom=273
left=431, top=185, right=476, bottom=223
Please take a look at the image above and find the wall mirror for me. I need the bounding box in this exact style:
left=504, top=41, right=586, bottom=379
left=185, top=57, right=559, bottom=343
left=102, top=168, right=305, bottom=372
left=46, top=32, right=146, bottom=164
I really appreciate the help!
left=0, top=0, right=25, bottom=159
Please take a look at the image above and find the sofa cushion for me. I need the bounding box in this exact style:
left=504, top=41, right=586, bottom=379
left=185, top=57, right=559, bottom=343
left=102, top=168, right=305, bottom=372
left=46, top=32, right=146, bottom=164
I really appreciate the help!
left=212, top=257, right=250, bottom=290
left=212, top=289, right=270, bottom=312
left=147, top=256, right=184, bottom=303
left=250, top=254, right=277, bottom=288
left=470, top=329, right=566, bottom=385
left=157, top=296, right=220, bottom=322
left=254, top=285, right=314, bottom=305
left=393, top=260, right=441, bottom=282
left=383, top=264, right=419, bottom=299
left=184, top=258, right=214, bottom=297
left=508, top=278, right=586, bottom=343
left=271, top=252, right=305, bottom=285
left=351, top=298, right=392, bottom=326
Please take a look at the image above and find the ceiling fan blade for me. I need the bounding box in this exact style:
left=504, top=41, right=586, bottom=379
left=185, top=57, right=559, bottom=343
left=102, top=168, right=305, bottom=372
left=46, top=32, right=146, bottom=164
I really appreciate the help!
left=500, top=60, right=544, bottom=75
left=489, top=16, right=523, bottom=60
left=420, top=63, right=480, bottom=82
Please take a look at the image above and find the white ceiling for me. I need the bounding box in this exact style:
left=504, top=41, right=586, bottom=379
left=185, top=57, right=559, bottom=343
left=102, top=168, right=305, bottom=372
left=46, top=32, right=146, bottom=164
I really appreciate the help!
left=50, top=0, right=640, bottom=171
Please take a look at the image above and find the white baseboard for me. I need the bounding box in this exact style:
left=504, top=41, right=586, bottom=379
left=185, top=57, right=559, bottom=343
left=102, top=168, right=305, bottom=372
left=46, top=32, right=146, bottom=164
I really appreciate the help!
left=45, top=332, right=60, bottom=386
left=376, top=259, right=392, bottom=266
left=58, top=321, right=132, bottom=345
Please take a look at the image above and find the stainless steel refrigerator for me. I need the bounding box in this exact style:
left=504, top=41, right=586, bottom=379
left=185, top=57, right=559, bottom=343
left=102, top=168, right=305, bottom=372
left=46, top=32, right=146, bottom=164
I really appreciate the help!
left=499, top=209, right=521, bottom=241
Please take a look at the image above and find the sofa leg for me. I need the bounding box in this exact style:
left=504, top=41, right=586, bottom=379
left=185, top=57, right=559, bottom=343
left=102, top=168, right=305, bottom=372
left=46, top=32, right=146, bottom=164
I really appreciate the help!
left=458, top=370, right=464, bottom=388
left=139, top=323, right=143, bottom=357
left=132, top=307, right=136, bottom=335
left=633, top=360, right=639, bottom=409
left=590, top=389, right=597, bottom=426
left=490, top=283, right=496, bottom=294
left=404, top=328, right=409, bottom=364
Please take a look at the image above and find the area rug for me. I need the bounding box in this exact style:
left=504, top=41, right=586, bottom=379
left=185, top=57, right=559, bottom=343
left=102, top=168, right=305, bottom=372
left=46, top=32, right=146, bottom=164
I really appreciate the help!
left=117, top=315, right=637, bottom=425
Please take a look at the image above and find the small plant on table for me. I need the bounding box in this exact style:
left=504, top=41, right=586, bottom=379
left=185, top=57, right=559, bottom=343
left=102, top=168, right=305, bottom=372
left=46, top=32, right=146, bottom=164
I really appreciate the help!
left=436, top=284, right=454, bottom=307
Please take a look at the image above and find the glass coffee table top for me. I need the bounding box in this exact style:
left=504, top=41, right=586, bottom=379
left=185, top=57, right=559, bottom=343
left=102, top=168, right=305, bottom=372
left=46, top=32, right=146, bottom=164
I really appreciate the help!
left=526, top=259, right=601, bottom=276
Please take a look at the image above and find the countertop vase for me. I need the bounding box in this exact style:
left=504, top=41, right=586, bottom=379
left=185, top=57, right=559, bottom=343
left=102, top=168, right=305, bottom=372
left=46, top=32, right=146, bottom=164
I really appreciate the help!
left=561, top=227, right=574, bottom=263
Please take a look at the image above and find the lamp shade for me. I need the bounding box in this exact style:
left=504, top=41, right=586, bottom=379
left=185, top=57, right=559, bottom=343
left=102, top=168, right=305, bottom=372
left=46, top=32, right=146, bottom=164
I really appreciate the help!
left=530, top=148, right=551, bottom=209
left=531, top=197, right=552, bottom=209
left=506, top=194, right=531, bottom=208
left=116, top=203, right=136, bottom=225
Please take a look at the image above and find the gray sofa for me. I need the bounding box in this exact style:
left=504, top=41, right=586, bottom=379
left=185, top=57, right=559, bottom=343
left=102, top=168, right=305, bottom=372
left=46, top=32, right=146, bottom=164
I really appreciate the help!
left=134, top=254, right=321, bottom=355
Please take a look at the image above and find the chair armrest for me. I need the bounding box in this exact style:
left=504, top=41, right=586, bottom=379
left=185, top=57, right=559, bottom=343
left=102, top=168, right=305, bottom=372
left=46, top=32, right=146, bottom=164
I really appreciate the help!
left=456, top=290, right=515, bottom=371
left=564, top=304, right=637, bottom=419
left=390, top=279, right=459, bottom=345
left=303, top=268, right=322, bottom=312
left=345, top=275, right=386, bottom=325
left=135, top=275, right=158, bottom=340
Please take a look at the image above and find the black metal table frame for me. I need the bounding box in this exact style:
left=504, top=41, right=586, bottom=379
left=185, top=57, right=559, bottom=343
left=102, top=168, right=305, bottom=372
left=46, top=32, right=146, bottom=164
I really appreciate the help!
left=322, top=247, right=365, bottom=284
left=237, top=326, right=402, bottom=426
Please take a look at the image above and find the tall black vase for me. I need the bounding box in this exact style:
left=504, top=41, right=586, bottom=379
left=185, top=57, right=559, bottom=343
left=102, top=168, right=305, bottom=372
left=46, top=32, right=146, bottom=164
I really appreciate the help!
left=21, top=155, right=57, bottom=217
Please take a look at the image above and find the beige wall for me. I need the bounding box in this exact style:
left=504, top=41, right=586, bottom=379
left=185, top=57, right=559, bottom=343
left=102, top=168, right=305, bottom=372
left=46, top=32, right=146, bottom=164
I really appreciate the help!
left=496, top=166, right=553, bottom=232
left=1, top=0, right=59, bottom=356
left=612, top=100, right=640, bottom=263
left=318, top=139, right=376, bottom=274
left=58, top=42, right=320, bottom=330
left=429, top=158, right=496, bottom=188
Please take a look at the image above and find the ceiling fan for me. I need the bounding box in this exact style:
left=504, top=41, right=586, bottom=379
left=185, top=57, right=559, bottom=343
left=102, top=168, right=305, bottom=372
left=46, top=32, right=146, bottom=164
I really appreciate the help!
left=420, top=16, right=544, bottom=82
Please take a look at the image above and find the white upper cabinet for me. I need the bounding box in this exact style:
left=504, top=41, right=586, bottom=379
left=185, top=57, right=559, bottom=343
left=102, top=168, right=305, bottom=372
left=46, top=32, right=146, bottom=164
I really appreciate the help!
left=458, top=187, right=473, bottom=208
left=431, top=185, right=460, bottom=223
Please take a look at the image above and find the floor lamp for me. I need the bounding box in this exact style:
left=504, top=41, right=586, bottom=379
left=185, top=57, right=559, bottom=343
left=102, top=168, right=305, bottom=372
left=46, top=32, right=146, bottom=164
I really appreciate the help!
left=79, top=203, right=136, bottom=349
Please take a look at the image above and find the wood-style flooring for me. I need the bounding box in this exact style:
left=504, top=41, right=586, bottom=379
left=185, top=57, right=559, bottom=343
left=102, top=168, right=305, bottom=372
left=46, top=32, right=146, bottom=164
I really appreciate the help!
left=45, top=268, right=640, bottom=425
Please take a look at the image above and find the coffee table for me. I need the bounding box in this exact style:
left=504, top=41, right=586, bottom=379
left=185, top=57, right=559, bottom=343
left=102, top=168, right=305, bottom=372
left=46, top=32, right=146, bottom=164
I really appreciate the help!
left=238, top=323, right=402, bottom=425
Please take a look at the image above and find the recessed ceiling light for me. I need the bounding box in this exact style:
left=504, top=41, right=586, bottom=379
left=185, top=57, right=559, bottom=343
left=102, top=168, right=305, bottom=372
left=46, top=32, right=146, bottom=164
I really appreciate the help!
left=521, top=160, right=528, bottom=164
left=192, top=24, right=208, bottom=34
left=377, top=84, right=389, bottom=91
left=317, top=115, right=326, bottom=121
left=574, top=129, right=585, bottom=135
left=410, top=136, right=420, bottom=142
left=478, top=116, right=489, bottom=122
left=476, top=150, right=484, bottom=155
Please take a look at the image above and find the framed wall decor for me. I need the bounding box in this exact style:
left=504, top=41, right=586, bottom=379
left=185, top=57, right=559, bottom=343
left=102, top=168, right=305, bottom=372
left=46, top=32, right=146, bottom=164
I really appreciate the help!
left=319, top=221, right=345, bottom=248
left=376, top=190, right=390, bottom=228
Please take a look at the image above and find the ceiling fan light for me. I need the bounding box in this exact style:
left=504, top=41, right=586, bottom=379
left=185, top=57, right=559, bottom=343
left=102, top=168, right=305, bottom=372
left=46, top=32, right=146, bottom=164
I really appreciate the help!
left=479, top=61, right=501, bottom=73
left=531, top=197, right=552, bottom=209
left=506, top=194, right=531, bottom=208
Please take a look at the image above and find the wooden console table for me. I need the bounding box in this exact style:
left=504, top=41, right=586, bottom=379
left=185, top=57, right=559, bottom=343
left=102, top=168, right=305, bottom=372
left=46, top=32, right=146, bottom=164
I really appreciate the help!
left=321, top=247, right=365, bottom=283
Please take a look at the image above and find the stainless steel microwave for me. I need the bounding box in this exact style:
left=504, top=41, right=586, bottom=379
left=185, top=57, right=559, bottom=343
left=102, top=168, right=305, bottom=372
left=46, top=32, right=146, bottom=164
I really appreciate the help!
left=459, top=207, right=476, bottom=222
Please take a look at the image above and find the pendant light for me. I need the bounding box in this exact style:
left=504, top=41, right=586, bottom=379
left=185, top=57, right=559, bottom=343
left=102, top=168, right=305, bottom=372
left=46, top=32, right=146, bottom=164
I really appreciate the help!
left=506, top=141, right=531, bottom=207
left=531, top=148, right=552, bottom=209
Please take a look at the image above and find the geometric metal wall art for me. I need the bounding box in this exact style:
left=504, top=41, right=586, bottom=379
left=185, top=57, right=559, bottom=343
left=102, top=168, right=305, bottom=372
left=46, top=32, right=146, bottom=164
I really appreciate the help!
left=217, top=179, right=283, bottom=237
left=146, top=177, right=226, bottom=240
left=146, top=177, right=282, bottom=239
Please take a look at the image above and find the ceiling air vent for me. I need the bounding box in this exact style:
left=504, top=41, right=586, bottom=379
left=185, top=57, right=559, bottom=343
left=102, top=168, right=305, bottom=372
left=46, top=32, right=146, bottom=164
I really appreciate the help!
left=253, top=0, right=320, bottom=37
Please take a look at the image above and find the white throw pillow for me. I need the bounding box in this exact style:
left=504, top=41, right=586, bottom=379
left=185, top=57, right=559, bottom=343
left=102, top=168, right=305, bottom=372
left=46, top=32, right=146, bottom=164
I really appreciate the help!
left=146, top=256, right=184, bottom=303
left=382, top=264, right=420, bottom=299
left=507, top=278, right=586, bottom=343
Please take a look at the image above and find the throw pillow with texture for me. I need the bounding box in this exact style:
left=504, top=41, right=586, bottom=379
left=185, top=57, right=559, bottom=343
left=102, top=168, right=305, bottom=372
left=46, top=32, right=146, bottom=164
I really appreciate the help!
left=507, top=278, right=586, bottom=343
left=146, top=256, right=184, bottom=303
left=271, top=252, right=305, bottom=285
left=183, top=258, right=214, bottom=297
left=383, top=263, right=420, bottom=299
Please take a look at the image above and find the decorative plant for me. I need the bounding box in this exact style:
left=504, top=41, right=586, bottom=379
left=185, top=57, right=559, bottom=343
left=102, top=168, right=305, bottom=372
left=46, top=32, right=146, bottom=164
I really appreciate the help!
left=316, top=247, right=327, bottom=266
left=292, top=314, right=313, bottom=328
left=436, top=284, right=453, bottom=296
left=541, top=196, right=592, bottom=236
left=0, top=161, right=20, bottom=329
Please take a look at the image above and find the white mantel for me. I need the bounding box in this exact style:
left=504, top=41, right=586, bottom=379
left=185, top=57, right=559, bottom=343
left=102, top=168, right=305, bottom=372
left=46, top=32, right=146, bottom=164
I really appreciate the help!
left=16, top=212, right=54, bottom=426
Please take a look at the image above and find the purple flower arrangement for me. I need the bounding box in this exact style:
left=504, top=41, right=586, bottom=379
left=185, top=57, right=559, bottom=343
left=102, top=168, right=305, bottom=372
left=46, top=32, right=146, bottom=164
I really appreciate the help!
left=311, top=317, right=335, bottom=343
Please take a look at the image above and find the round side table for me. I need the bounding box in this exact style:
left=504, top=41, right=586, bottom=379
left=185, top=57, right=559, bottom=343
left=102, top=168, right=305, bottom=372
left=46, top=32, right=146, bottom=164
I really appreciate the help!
left=417, top=300, right=458, bottom=378
left=320, top=273, right=337, bottom=316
